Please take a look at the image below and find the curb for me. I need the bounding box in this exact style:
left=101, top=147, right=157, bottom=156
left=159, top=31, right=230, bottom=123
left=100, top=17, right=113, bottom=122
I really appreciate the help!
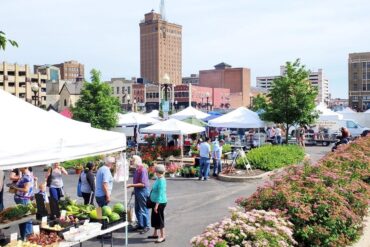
left=352, top=211, right=370, bottom=247
left=217, top=167, right=286, bottom=182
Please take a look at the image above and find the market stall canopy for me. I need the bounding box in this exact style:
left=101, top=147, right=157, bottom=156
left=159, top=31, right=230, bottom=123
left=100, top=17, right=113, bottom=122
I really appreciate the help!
left=336, top=107, right=356, bottom=114
left=170, top=106, right=210, bottom=120
left=0, top=89, right=126, bottom=169
left=182, top=116, right=208, bottom=127
left=117, top=112, right=160, bottom=126
left=364, top=109, right=370, bottom=113
left=140, top=118, right=205, bottom=135
left=316, top=103, right=343, bottom=120
left=145, top=110, right=161, bottom=119
left=208, top=107, right=265, bottom=128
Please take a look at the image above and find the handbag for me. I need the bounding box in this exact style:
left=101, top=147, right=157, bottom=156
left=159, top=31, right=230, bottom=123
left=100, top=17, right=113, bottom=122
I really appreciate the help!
left=77, top=176, right=82, bottom=197
left=146, top=190, right=155, bottom=208
left=46, top=168, right=53, bottom=187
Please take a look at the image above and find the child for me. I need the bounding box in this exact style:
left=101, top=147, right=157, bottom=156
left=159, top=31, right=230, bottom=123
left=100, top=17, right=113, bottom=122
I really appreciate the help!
left=36, top=182, right=49, bottom=203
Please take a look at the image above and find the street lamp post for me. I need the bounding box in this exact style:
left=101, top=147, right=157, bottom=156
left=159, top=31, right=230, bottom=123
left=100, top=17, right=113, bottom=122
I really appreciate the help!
left=31, top=82, right=39, bottom=106
left=201, top=94, right=204, bottom=110
left=174, top=100, right=178, bottom=112
left=127, top=95, right=131, bottom=112
left=205, top=92, right=210, bottom=113
left=133, top=99, right=137, bottom=112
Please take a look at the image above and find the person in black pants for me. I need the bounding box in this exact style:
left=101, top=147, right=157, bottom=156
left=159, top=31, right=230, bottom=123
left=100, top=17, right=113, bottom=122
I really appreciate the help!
left=80, top=162, right=95, bottom=205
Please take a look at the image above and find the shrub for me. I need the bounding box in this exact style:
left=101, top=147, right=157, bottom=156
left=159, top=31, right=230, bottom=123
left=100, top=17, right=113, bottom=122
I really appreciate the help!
left=190, top=208, right=297, bottom=247
left=61, top=155, right=102, bottom=169
left=221, top=144, right=231, bottom=154
left=237, top=145, right=305, bottom=171
left=236, top=136, right=370, bottom=247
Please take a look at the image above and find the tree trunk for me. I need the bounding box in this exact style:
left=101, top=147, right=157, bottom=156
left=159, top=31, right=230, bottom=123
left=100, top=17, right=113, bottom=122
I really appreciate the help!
left=286, top=124, right=290, bottom=145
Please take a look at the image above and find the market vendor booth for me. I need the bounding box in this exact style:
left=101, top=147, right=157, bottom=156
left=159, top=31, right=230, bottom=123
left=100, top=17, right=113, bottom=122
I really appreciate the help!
left=0, top=89, right=129, bottom=247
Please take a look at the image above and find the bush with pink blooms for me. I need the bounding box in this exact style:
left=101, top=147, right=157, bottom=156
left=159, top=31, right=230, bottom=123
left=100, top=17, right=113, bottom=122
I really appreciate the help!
left=190, top=208, right=297, bottom=247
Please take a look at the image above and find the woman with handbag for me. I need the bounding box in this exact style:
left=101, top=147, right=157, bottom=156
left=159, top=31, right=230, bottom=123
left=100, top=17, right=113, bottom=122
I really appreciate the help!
left=148, top=165, right=167, bottom=243
left=80, top=162, right=95, bottom=205
left=127, top=155, right=150, bottom=233
left=46, top=163, right=68, bottom=202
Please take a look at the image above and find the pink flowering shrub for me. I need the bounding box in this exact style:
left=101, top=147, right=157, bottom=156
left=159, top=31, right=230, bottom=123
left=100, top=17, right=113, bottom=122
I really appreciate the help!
left=236, top=135, right=370, bottom=247
left=190, top=208, right=297, bottom=247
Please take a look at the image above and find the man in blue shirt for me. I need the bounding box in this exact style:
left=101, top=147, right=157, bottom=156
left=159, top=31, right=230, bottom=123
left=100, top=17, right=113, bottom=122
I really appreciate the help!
left=199, top=137, right=211, bottom=181
left=95, top=156, right=115, bottom=207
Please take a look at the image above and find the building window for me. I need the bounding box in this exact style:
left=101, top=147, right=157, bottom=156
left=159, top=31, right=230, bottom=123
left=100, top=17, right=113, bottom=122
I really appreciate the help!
left=363, top=73, right=366, bottom=80
left=363, top=84, right=367, bottom=91
left=353, top=73, right=358, bottom=80
left=117, top=87, right=119, bottom=94
left=352, top=63, right=358, bottom=69
left=367, top=72, right=370, bottom=79
left=363, top=62, right=367, bottom=69
left=353, top=84, right=358, bottom=90
left=122, top=96, right=125, bottom=103
left=64, top=99, right=67, bottom=106
left=122, top=87, right=125, bottom=93
left=127, top=87, right=131, bottom=94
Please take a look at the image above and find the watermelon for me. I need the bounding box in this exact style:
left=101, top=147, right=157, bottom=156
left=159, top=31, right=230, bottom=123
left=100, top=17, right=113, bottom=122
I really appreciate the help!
left=113, top=203, right=125, bottom=214
left=109, top=212, right=120, bottom=222
left=89, top=209, right=98, bottom=219
left=102, top=206, right=112, bottom=216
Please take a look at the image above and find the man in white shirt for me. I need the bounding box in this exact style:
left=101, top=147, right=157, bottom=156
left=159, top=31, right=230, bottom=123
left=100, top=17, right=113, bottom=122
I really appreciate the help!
left=212, top=140, right=224, bottom=176
left=199, top=137, right=211, bottom=181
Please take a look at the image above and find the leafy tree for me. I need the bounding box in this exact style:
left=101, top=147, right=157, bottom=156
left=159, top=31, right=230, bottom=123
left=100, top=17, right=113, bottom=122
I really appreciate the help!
left=0, top=31, right=18, bottom=51
left=250, top=94, right=268, bottom=112
left=72, top=69, right=121, bottom=130
left=261, top=59, right=318, bottom=142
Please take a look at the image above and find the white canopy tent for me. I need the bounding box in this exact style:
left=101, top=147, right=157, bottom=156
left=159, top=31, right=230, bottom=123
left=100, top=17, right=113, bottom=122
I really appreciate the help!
left=117, top=112, right=160, bottom=126
left=144, top=110, right=161, bottom=120
left=170, top=106, right=210, bottom=121
left=365, top=109, right=370, bottom=113
left=337, top=107, right=356, bottom=114
left=0, top=89, right=126, bottom=170
left=208, top=107, right=265, bottom=128
left=316, top=103, right=343, bottom=120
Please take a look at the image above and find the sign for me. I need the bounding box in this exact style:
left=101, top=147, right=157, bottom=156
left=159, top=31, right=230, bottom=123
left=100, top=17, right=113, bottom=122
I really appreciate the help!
left=41, top=216, right=47, bottom=226
left=162, top=100, right=170, bottom=112
left=33, top=225, right=40, bottom=235
left=10, top=233, right=18, bottom=242
left=60, top=210, right=66, bottom=220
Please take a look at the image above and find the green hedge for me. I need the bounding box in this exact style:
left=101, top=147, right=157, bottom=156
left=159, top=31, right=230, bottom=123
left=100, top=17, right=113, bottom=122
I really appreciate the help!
left=61, top=155, right=103, bottom=169
left=237, top=145, right=305, bottom=171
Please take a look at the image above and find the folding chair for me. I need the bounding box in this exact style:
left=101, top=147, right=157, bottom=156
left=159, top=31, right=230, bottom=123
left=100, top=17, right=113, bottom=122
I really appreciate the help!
left=232, top=148, right=253, bottom=173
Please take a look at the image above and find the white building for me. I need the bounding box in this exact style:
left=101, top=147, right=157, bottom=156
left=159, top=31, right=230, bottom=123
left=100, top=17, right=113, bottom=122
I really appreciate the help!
left=256, top=66, right=329, bottom=104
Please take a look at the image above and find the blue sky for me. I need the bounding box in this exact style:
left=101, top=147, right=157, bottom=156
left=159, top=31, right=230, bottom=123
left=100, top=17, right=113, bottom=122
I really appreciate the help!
left=1, top=0, right=370, bottom=98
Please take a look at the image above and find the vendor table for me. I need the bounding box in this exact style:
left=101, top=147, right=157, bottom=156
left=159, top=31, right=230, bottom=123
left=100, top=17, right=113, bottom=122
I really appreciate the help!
left=59, top=221, right=128, bottom=247
left=0, top=215, right=36, bottom=230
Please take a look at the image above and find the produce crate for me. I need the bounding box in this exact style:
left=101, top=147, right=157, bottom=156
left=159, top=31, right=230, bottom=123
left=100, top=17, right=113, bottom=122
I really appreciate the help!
left=41, top=220, right=74, bottom=238
left=90, top=216, right=125, bottom=230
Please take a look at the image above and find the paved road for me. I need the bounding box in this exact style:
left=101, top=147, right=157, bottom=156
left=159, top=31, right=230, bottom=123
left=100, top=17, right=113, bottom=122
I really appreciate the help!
left=2, top=145, right=331, bottom=246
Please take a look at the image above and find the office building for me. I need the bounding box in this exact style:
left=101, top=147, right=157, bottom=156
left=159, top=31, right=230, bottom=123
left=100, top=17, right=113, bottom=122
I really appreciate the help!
left=348, top=52, right=370, bottom=110
left=105, top=78, right=135, bottom=111
left=199, top=62, right=251, bottom=108
left=140, top=10, right=182, bottom=85
left=53, top=60, right=84, bottom=82
left=0, top=61, right=48, bottom=107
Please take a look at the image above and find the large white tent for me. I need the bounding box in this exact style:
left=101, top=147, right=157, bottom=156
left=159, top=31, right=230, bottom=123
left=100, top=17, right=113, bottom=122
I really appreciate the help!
left=145, top=110, right=161, bottom=120
left=0, top=89, right=126, bottom=169
left=316, top=103, right=343, bottom=120
left=208, top=107, right=265, bottom=128
left=140, top=118, right=205, bottom=135
left=337, top=107, right=356, bottom=114
left=170, top=106, right=210, bottom=121
left=117, top=112, right=160, bottom=126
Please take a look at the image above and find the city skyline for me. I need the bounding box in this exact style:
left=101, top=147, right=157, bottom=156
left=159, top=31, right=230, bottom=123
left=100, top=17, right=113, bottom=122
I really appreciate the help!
left=2, top=0, right=370, bottom=98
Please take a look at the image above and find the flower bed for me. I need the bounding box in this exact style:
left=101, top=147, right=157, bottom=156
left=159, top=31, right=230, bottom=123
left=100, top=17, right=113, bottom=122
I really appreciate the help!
left=192, top=135, right=370, bottom=247
left=236, top=136, right=370, bottom=247
left=236, top=145, right=305, bottom=171
left=191, top=208, right=297, bottom=247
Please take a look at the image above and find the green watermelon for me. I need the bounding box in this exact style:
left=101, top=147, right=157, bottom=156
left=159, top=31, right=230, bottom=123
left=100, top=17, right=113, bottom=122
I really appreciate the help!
left=89, top=209, right=98, bottom=219
left=113, top=203, right=125, bottom=214
left=102, top=206, right=112, bottom=216
left=108, top=212, right=120, bottom=222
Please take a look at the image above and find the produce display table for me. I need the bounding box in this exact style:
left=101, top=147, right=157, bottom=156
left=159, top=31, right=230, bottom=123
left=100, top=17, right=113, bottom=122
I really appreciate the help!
left=0, top=215, right=36, bottom=230
left=59, top=221, right=128, bottom=247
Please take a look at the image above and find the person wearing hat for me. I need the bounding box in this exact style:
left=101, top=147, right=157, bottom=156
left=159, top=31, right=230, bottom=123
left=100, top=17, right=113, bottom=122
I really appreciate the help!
left=80, top=162, right=95, bottom=205
left=148, top=164, right=167, bottom=243
left=95, top=156, right=115, bottom=207
left=127, top=155, right=150, bottom=233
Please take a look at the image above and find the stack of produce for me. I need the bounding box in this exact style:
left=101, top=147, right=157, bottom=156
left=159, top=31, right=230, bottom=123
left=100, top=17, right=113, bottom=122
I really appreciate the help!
left=27, top=231, right=61, bottom=246
left=5, top=240, right=41, bottom=247
left=0, top=204, right=35, bottom=223
left=89, top=203, right=125, bottom=223
left=59, top=197, right=95, bottom=219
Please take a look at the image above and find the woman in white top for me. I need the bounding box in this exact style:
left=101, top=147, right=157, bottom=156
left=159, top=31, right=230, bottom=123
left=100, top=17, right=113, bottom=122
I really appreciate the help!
left=46, top=163, right=68, bottom=202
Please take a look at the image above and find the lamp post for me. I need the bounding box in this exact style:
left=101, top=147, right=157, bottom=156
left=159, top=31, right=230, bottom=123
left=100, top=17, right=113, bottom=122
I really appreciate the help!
left=133, top=99, right=137, bottom=112
left=127, top=94, right=131, bottom=112
left=174, top=100, right=178, bottom=112
left=31, top=82, right=39, bottom=106
left=205, top=92, right=210, bottom=113
left=201, top=94, right=204, bottom=110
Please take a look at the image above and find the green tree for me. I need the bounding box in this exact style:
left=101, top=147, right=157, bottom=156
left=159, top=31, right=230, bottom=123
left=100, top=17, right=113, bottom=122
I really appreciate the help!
left=250, top=94, right=268, bottom=112
left=261, top=59, right=318, bottom=142
left=0, top=31, right=18, bottom=51
left=72, top=69, right=121, bottom=130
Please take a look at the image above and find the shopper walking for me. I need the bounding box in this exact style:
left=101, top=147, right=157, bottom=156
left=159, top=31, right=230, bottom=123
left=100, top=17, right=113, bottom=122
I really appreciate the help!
left=12, top=167, right=34, bottom=240
left=46, top=163, right=68, bottom=202
left=199, top=137, right=211, bottom=181
left=212, top=139, right=224, bottom=176
left=275, top=126, right=282, bottom=144
left=95, top=156, right=115, bottom=207
left=127, top=155, right=150, bottom=233
left=80, top=162, right=95, bottom=205
left=148, top=165, right=167, bottom=243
